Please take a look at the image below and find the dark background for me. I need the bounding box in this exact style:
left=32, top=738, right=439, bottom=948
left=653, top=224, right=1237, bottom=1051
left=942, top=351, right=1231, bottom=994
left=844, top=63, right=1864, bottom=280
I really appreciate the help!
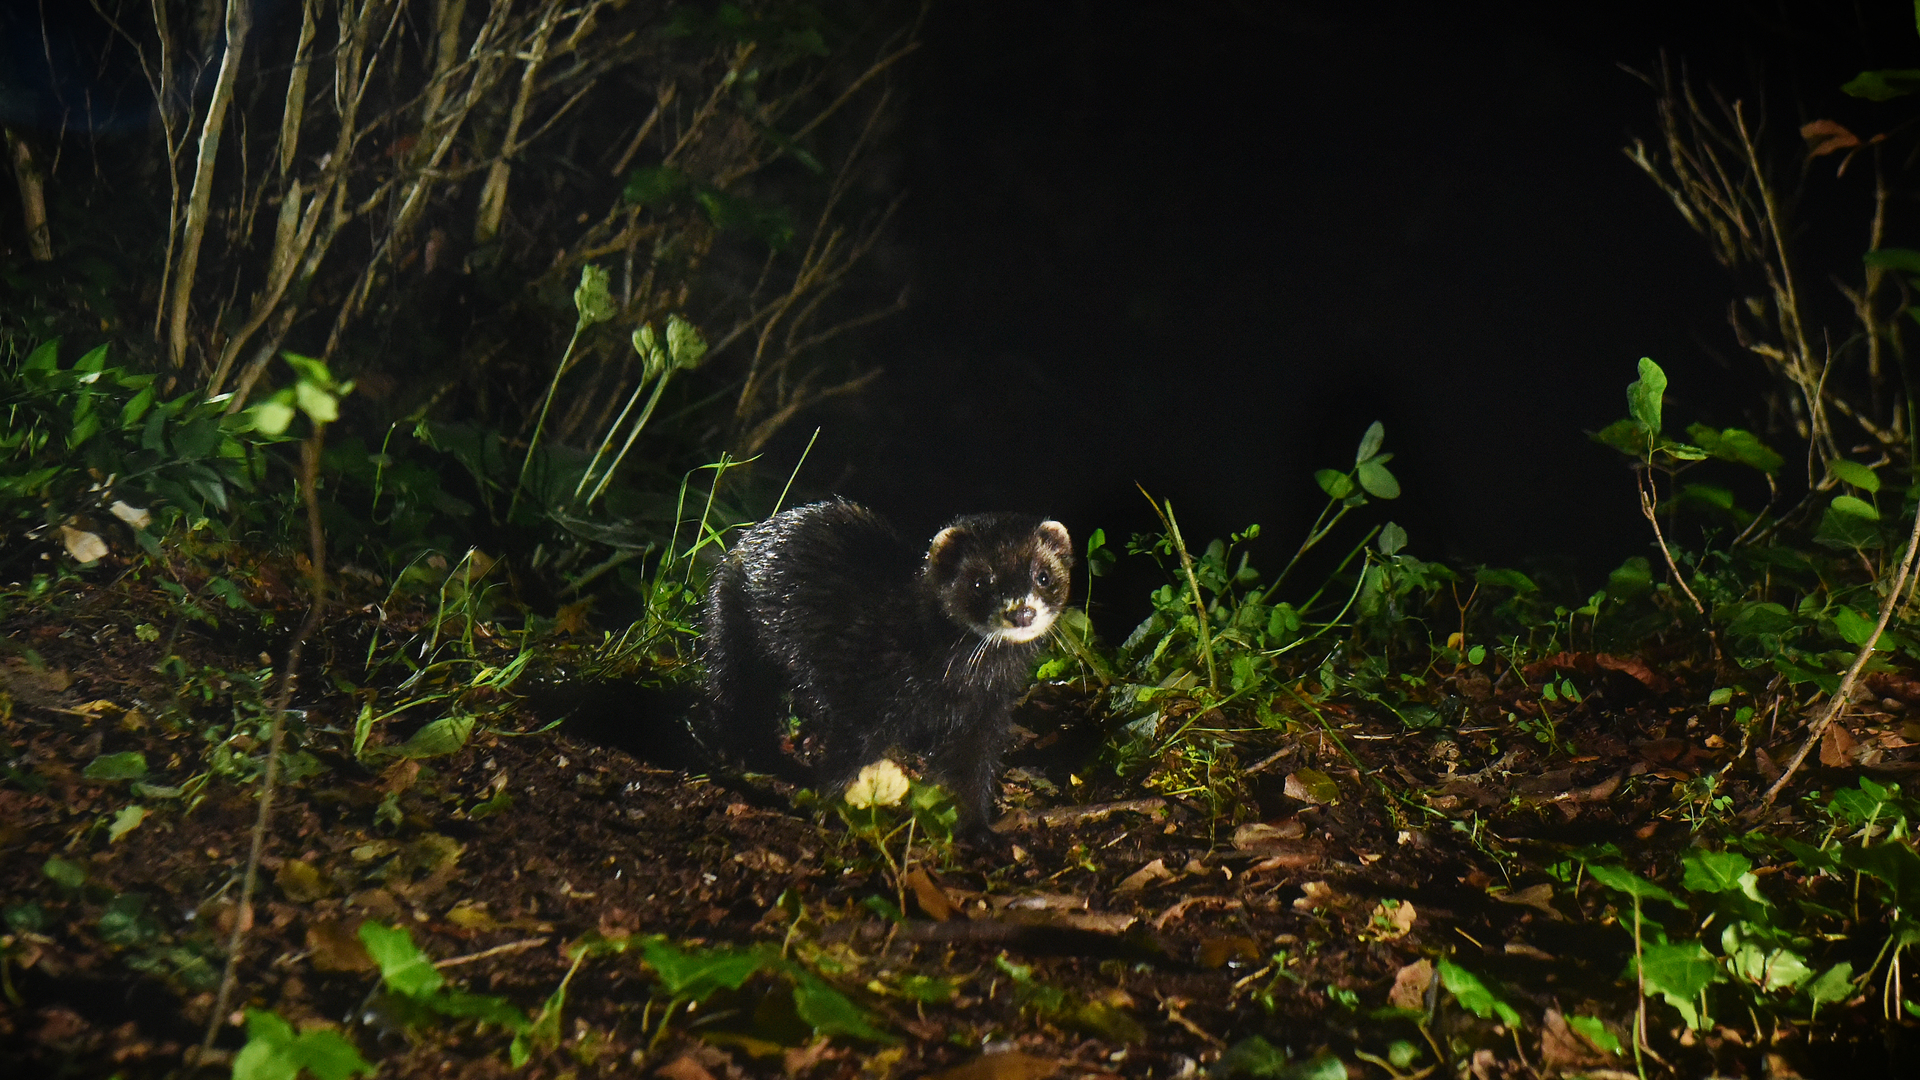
left=762, top=0, right=1918, bottom=632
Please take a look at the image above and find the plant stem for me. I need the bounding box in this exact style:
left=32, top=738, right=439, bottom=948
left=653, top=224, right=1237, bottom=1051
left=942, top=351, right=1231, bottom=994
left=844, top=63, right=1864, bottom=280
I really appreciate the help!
left=1141, top=489, right=1219, bottom=693
left=510, top=323, right=583, bottom=520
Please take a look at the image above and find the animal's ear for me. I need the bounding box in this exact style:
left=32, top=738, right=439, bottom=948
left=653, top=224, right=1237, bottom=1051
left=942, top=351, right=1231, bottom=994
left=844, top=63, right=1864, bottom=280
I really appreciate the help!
left=1037, top=520, right=1072, bottom=559
left=927, top=523, right=969, bottom=574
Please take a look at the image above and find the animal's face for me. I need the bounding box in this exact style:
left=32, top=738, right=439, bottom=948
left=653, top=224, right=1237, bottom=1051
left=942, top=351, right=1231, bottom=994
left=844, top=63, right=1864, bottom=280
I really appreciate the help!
left=926, top=515, right=1074, bottom=644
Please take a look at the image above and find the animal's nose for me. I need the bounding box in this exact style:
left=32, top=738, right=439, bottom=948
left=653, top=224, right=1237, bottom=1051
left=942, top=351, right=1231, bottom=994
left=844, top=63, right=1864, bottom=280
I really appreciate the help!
left=1006, top=604, right=1035, bottom=628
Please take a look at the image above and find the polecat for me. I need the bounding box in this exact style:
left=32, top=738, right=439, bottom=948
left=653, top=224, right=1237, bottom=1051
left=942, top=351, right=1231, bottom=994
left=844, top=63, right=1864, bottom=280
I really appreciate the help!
left=701, top=499, right=1073, bottom=838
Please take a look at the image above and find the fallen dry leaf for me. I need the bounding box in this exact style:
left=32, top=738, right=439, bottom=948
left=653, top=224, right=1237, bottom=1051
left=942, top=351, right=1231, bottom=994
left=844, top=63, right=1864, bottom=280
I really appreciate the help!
left=305, top=917, right=373, bottom=973
left=925, top=1050, right=1061, bottom=1080
left=1491, top=882, right=1564, bottom=921
left=654, top=1054, right=717, bottom=1080
left=1196, top=935, right=1261, bottom=969
left=1293, top=880, right=1336, bottom=913
left=1115, top=857, right=1172, bottom=893
left=1820, top=723, right=1858, bottom=767
left=902, top=866, right=959, bottom=921
left=1389, top=958, right=1434, bottom=1010
left=1284, top=768, right=1338, bottom=804
left=1231, top=820, right=1304, bottom=848
left=274, top=859, right=333, bottom=902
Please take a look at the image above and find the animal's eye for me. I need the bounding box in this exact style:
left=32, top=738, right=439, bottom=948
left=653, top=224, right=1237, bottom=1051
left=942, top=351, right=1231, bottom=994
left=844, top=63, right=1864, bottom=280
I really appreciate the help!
left=1034, top=568, right=1053, bottom=588
left=972, top=574, right=991, bottom=590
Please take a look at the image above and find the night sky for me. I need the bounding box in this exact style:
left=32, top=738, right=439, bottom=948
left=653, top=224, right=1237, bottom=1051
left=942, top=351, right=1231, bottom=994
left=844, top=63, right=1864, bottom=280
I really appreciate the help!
left=770, top=0, right=1917, bottom=630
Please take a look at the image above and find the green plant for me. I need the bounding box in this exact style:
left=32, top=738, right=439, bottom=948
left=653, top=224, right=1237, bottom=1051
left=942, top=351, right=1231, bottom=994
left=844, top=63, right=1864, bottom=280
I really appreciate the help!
left=0, top=339, right=274, bottom=559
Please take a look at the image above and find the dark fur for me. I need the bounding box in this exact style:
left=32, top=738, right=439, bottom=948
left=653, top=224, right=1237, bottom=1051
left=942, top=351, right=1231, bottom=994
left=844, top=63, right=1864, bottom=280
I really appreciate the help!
left=701, top=499, right=1073, bottom=833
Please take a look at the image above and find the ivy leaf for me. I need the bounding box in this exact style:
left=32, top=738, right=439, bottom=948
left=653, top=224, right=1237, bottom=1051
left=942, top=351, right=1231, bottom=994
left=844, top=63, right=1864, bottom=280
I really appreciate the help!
left=83, top=751, right=148, bottom=781
left=1436, top=960, right=1522, bottom=1028
left=1829, top=459, right=1880, bottom=493
left=641, top=939, right=771, bottom=1001
left=232, top=1009, right=375, bottom=1080
left=792, top=974, right=894, bottom=1042
left=358, top=922, right=444, bottom=999
left=1636, top=940, right=1721, bottom=1030
left=1626, top=357, right=1667, bottom=435
left=1680, top=850, right=1754, bottom=896
left=1843, top=69, right=1920, bottom=101
left=1584, top=863, right=1687, bottom=908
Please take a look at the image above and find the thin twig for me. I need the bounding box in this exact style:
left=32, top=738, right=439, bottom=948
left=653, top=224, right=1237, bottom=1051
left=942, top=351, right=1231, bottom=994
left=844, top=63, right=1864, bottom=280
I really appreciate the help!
left=196, top=432, right=329, bottom=1067
left=1637, top=469, right=1705, bottom=617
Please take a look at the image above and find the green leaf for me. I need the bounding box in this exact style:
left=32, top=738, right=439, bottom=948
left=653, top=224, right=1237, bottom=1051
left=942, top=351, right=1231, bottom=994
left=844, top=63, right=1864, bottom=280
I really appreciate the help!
left=1214, top=1036, right=1292, bottom=1079
left=358, top=922, right=445, bottom=999
left=1436, top=960, right=1521, bottom=1028
left=293, top=380, right=339, bottom=425
left=107, top=804, right=147, bottom=842
left=435, top=988, right=531, bottom=1031
left=1724, top=928, right=1811, bottom=992
left=792, top=974, right=894, bottom=1042
left=1677, top=484, right=1737, bottom=515
left=1637, top=940, right=1720, bottom=1029
left=641, top=939, right=770, bottom=1001
left=400, top=715, right=474, bottom=758
left=74, top=343, right=109, bottom=373
left=1830, top=459, right=1881, bottom=493
left=97, top=892, right=159, bottom=947
left=1474, top=567, right=1537, bottom=594
left=1607, top=556, right=1652, bottom=602
left=1816, top=503, right=1881, bottom=550
left=1806, top=962, right=1855, bottom=1012
left=233, top=1009, right=375, bottom=1080
left=1314, top=469, right=1354, bottom=499
left=622, top=165, right=689, bottom=206
left=1585, top=863, right=1686, bottom=908
left=1354, top=421, right=1385, bottom=464
left=1832, top=606, right=1884, bottom=647
left=83, top=751, right=148, bottom=781
left=23, top=338, right=59, bottom=371
left=1843, top=69, right=1920, bottom=100
left=42, top=856, right=86, bottom=888
left=1627, top=357, right=1667, bottom=435
left=1866, top=247, right=1920, bottom=274
left=1567, top=1015, right=1621, bottom=1055
left=250, top=391, right=297, bottom=436
left=1591, top=416, right=1649, bottom=456
left=1377, top=521, right=1406, bottom=556
left=1356, top=458, right=1400, bottom=499
left=693, top=188, right=794, bottom=248
left=1723, top=600, right=1793, bottom=637
left=1836, top=841, right=1920, bottom=908
left=1681, top=851, right=1757, bottom=897
left=121, top=384, right=156, bottom=428
left=1215, top=1038, right=1346, bottom=1080
left=1685, top=425, right=1783, bottom=473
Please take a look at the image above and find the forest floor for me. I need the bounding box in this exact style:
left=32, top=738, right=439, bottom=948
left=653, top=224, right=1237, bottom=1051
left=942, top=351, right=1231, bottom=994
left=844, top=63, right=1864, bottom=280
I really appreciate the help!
left=3, top=566, right=1918, bottom=1080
